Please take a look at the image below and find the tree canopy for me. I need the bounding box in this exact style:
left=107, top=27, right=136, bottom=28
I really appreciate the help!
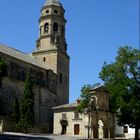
left=13, top=98, right=20, bottom=123
left=77, top=83, right=101, bottom=113
left=99, top=46, right=140, bottom=139
left=77, top=84, right=92, bottom=113
left=17, top=72, right=34, bottom=133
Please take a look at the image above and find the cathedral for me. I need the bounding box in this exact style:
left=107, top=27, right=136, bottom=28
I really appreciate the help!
left=0, top=0, right=69, bottom=133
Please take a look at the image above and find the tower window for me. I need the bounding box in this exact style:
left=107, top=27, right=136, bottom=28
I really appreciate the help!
left=60, top=73, right=63, bottom=83
left=40, top=27, right=42, bottom=35
left=44, top=23, right=49, bottom=33
left=54, top=10, right=58, bottom=14
left=53, top=23, right=58, bottom=33
left=43, top=57, right=46, bottom=62
left=46, top=10, right=49, bottom=14
left=61, top=26, right=64, bottom=36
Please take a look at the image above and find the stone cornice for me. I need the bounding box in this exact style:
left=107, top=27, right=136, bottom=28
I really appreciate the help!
left=32, top=48, right=57, bottom=55
left=32, top=49, right=70, bottom=60
left=41, top=5, right=65, bottom=13
left=38, top=15, right=66, bottom=23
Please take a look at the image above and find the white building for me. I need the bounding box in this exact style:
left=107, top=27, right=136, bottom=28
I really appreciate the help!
left=52, top=86, right=115, bottom=139
left=115, top=121, right=140, bottom=139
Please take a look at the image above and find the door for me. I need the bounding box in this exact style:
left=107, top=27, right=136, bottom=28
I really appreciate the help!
left=62, top=125, right=67, bottom=134
left=74, top=124, right=80, bottom=135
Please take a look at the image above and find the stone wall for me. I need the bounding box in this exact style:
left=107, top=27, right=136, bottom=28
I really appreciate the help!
left=53, top=109, right=114, bottom=138
left=53, top=108, right=86, bottom=137
left=0, top=53, right=57, bottom=133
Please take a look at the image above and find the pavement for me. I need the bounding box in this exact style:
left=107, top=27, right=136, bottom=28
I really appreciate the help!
left=0, top=132, right=84, bottom=140
left=0, top=132, right=135, bottom=140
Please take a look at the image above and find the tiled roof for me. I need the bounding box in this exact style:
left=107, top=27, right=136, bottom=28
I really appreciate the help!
left=0, top=44, right=49, bottom=70
left=52, top=102, right=77, bottom=109
left=44, top=0, right=62, bottom=7
left=92, top=85, right=104, bottom=90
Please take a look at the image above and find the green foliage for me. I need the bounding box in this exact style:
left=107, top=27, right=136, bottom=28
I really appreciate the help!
left=77, top=85, right=92, bottom=112
left=77, top=83, right=101, bottom=113
left=17, top=72, right=34, bottom=132
left=13, top=98, right=20, bottom=124
left=99, top=46, right=140, bottom=139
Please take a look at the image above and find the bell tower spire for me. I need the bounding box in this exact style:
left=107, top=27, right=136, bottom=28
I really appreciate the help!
left=34, top=0, right=67, bottom=55
left=32, top=0, right=69, bottom=105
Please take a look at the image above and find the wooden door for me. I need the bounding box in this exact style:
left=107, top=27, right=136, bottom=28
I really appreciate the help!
left=74, top=124, right=80, bottom=135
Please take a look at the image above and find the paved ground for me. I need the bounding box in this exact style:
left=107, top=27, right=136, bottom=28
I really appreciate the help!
left=0, top=132, right=83, bottom=140
left=0, top=132, right=134, bottom=140
left=44, top=135, right=83, bottom=140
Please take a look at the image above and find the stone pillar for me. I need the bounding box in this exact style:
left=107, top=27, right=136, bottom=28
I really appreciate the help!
left=0, top=120, right=4, bottom=133
left=98, top=120, right=104, bottom=138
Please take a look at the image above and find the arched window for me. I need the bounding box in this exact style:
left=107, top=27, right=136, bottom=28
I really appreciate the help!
left=53, top=22, right=58, bottom=33
left=44, top=23, right=49, bottom=33
left=46, top=10, right=49, bottom=14
left=61, top=25, right=64, bottom=36
left=43, top=57, right=46, bottom=62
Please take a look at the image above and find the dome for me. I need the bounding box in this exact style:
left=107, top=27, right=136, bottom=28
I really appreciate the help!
left=44, top=0, right=62, bottom=7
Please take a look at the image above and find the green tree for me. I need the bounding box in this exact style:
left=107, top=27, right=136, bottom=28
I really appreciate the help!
left=13, top=98, right=20, bottom=131
left=0, top=57, right=7, bottom=88
left=99, top=46, right=140, bottom=140
left=13, top=98, right=20, bottom=124
left=77, top=84, right=92, bottom=113
left=77, top=83, right=101, bottom=112
left=77, top=83, right=101, bottom=139
left=18, top=72, right=34, bottom=133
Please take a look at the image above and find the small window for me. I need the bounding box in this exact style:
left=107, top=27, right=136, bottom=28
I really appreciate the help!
left=53, top=22, right=58, bottom=33
left=54, top=10, right=58, bottom=14
left=74, top=112, right=79, bottom=120
left=124, top=126, right=128, bottom=133
left=60, top=73, right=62, bottom=83
left=43, top=57, right=46, bottom=62
left=46, top=10, right=49, bottom=14
left=62, top=113, right=66, bottom=120
left=44, top=23, right=49, bottom=33
left=40, top=27, right=41, bottom=35
left=61, top=26, right=64, bottom=36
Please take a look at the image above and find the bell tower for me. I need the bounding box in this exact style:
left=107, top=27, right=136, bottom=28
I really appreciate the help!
left=32, top=0, right=69, bottom=105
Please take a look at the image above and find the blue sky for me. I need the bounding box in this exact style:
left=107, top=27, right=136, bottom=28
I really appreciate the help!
left=0, top=0, right=139, bottom=103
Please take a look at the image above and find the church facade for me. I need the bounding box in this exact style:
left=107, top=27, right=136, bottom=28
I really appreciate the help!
left=0, top=0, right=69, bottom=133
left=53, top=86, right=115, bottom=139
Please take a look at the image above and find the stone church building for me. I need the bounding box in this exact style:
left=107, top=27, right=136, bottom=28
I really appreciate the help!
left=0, top=0, right=69, bottom=133
left=53, top=86, right=115, bottom=139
